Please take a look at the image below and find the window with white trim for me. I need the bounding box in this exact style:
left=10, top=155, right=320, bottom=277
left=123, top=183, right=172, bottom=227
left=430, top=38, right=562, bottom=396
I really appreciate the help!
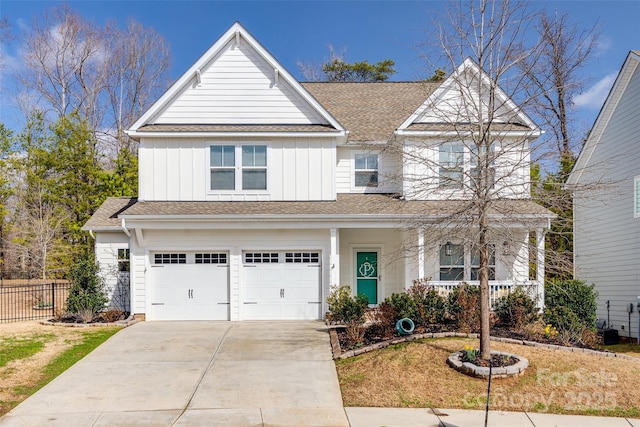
left=354, top=153, right=378, bottom=187
left=635, top=176, right=640, bottom=218
left=210, top=145, right=235, bottom=190
left=439, top=243, right=464, bottom=280
left=117, top=249, right=130, bottom=272
left=439, top=143, right=464, bottom=189
left=470, top=144, right=496, bottom=189
left=242, top=145, right=267, bottom=190
left=471, top=244, right=496, bottom=280
left=209, top=145, right=267, bottom=191
left=439, top=243, right=496, bottom=281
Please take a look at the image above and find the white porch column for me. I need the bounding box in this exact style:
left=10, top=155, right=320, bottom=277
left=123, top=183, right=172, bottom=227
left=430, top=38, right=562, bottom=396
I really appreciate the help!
left=330, top=228, right=340, bottom=288
left=536, top=228, right=546, bottom=308
left=418, top=228, right=425, bottom=280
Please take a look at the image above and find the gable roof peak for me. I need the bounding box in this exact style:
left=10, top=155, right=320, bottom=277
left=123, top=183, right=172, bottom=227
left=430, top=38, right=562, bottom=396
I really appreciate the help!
left=127, top=22, right=345, bottom=137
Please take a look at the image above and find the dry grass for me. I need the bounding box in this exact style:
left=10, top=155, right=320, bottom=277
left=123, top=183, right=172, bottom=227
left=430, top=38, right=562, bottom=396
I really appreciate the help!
left=336, top=337, right=640, bottom=417
left=0, top=321, right=116, bottom=415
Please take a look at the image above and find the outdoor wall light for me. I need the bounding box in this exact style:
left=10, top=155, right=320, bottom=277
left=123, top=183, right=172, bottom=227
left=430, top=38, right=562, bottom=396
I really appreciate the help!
left=502, top=241, right=510, bottom=255
left=445, top=241, right=453, bottom=256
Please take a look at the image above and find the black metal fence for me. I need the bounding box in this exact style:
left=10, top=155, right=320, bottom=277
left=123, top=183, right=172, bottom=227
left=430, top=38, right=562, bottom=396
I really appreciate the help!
left=0, top=279, right=72, bottom=323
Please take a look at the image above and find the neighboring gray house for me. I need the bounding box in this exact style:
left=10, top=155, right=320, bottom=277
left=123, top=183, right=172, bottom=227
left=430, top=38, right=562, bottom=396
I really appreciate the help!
left=567, top=51, right=640, bottom=342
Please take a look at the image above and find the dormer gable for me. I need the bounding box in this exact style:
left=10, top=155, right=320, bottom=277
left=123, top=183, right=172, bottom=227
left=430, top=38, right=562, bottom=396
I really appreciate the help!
left=128, top=22, right=344, bottom=137
left=397, top=58, right=540, bottom=137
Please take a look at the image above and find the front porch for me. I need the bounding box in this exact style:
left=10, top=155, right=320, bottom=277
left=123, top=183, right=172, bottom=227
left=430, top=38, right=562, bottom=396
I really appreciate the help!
left=329, top=226, right=547, bottom=309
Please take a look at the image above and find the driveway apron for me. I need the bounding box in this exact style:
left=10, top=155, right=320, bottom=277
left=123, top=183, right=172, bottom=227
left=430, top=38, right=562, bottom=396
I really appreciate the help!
left=0, top=321, right=349, bottom=427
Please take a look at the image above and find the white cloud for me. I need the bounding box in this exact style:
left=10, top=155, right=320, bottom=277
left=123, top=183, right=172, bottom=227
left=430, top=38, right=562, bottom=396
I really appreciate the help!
left=573, top=73, right=617, bottom=110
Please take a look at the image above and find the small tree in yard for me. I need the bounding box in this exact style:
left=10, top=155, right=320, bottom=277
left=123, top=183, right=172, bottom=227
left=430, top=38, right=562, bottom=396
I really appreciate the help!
left=67, top=256, right=108, bottom=320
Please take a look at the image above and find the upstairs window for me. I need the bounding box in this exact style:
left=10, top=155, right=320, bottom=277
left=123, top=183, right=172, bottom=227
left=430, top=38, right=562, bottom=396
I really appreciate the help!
left=470, top=144, right=496, bottom=189
left=210, top=145, right=235, bottom=190
left=354, top=154, right=379, bottom=187
left=209, top=145, right=267, bottom=191
left=242, top=145, right=267, bottom=190
left=439, top=144, right=464, bottom=189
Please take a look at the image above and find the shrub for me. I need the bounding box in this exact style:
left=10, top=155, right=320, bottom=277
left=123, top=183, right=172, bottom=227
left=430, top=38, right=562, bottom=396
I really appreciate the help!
left=544, top=279, right=597, bottom=329
left=407, top=279, right=446, bottom=325
left=326, top=285, right=368, bottom=324
left=387, top=292, right=417, bottom=320
left=543, top=280, right=598, bottom=346
left=66, top=257, right=109, bottom=318
left=343, top=321, right=366, bottom=349
left=446, top=284, right=480, bottom=332
left=371, top=301, right=398, bottom=337
left=493, top=287, right=538, bottom=329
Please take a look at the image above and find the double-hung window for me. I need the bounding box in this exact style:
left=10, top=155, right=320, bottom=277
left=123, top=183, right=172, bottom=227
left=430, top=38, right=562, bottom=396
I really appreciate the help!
left=439, top=143, right=464, bottom=189
left=209, top=145, right=267, bottom=191
left=439, top=243, right=464, bottom=280
left=354, top=154, right=379, bottom=187
left=471, top=244, right=496, bottom=280
left=470, top=144, right=496, bottom=189
left=439, top=243, right=496, bottom=281
left=210, top=145, right=235, bottom=190
left=242, top=145, right=267, bottom=190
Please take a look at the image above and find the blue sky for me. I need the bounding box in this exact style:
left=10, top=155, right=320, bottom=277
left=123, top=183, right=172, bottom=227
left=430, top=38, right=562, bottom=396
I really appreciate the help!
left=1, top=0, right=639, bottom=134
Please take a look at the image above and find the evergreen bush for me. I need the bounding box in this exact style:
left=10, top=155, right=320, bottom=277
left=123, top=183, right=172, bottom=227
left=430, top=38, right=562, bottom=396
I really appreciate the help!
left=326, top=285, right=368, bottom=324
left=66, top=257, right=108, bottom=317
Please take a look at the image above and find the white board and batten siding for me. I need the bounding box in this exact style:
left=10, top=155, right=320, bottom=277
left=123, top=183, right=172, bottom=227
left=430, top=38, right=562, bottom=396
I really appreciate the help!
left=573, top=62, right=640, bottom=339
left=138, top=137, right=336, bottom=201
left=151, top=37, right=326, bottom=126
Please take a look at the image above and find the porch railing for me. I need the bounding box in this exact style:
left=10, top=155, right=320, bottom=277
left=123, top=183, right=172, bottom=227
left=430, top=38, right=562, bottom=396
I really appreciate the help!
left=429, top=280, right=543, bottom=309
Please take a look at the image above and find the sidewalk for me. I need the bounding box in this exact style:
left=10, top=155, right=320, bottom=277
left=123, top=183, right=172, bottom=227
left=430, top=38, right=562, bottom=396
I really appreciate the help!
left=345, top=407, right=640, bottom=427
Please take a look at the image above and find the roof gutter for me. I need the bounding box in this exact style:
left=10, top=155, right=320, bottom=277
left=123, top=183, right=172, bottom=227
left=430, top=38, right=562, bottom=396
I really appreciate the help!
left=125, top=130, right=347, bottom=140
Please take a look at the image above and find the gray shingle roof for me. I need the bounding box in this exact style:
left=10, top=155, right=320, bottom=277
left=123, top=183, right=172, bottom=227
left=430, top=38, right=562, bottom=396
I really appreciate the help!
left=136, top=124, right=339, bottom=133
left=82, top=197, right=137, bottom=230
left=84, top=194, right=554, bottom=229
left=301, top=82, right=439, bottom=142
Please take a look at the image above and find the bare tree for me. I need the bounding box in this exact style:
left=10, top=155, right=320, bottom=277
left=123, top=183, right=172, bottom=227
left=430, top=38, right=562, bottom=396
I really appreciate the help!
left=397, top=0, right=546, bottom=360
left=521, top=11, right=599, bottom=170
left=20, top=4, right=108, bottom=129
left=521, top=11, right=599, bottom=280
left=103, top=19, right=170, bottom=152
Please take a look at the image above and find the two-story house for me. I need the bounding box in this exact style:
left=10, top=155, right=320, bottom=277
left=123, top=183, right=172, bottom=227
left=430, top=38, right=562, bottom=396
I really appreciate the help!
left=83, top=22, right=554, bottom=321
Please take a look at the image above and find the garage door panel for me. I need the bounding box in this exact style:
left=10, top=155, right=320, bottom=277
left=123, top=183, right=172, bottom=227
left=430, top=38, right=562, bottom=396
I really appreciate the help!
left=242, top=252, right=321, bottom=320
left=149, top=256, right=229, bottom=321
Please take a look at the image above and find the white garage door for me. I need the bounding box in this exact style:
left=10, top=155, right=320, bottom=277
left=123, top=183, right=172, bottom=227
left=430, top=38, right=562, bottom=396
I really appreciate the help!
left=242, top=251, right=321, bottom=320
left=149, top=252, right=229, bottom=320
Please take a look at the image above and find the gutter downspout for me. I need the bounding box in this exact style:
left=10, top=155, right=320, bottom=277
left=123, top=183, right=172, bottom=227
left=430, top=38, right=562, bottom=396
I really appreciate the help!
left=121, top=218, right=131, bottom=238
left=89, top=230, right=95, bottom=239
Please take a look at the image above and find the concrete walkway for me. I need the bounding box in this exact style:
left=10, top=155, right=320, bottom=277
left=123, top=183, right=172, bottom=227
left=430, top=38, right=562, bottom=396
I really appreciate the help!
left=345, top=407, right=640, bottom=427
left=1, top=321, right=639, bottom=426
left=0, top=321, right=348, bottom=427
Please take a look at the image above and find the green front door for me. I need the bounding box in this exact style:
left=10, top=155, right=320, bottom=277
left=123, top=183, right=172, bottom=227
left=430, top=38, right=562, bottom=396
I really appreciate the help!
left=356, top=251, right=378, bottom=304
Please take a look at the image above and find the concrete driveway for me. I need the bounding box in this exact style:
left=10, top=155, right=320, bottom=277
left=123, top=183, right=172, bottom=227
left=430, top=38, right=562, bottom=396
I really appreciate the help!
left=0, top=321, right=349, bottom=427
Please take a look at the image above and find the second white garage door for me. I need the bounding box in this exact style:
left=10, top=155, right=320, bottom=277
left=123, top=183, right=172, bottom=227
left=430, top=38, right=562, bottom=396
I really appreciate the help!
left=242, top=251, right=322, bottom=320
